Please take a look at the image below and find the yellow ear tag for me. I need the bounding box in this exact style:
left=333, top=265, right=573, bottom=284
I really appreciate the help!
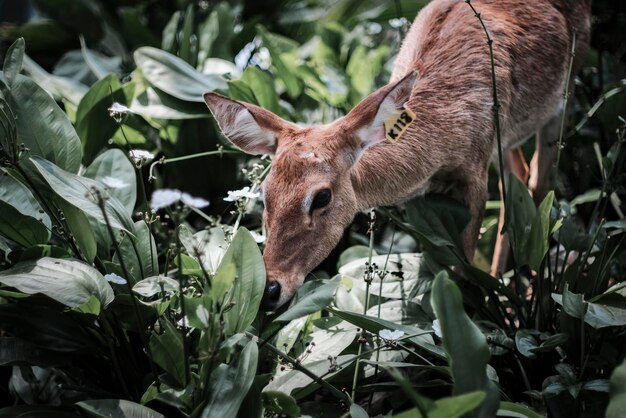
left=384, top=106, right=416, bottom=143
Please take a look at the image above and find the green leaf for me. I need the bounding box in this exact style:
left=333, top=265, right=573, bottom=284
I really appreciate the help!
left=212, top=262, right=236, bottom=305
left=134, top=47, right=227, bottom=102
left=202, top=339, right=258, bottom=418
left=0, top=257, right=114, bottom=308
left=504, top=174, right=536, bottom=267
left=113, top=221, right=158, bottom=285
left=22, top=55, right=88, bottom=106
left=430, top=271, right=499, bottom=418
left=514, top=330, right=538, bottom=359
left=3, top=38, right=25, bottom=86
left=350, top=403, right=369, bottom=418
left=79, top=36, right=121, bottom=79
left=526, top=191, right=554, bottom=271
left=256, top=25, right=302, bottom=98
left=221, top=228, right=265, bottom=336
left=607, top=358, right=626, bottom=418
left=73, top=294, right=101, bottom=316
left=240, top=67, right=280, bottom=113
left=76, top=399, right=164, bottom=418
left=496, top=401, right=544, bottom=418
left=328, top=308, right=441, bottom=358
left=0, top=337, right=69, bottom=367
left=131, top=86, right=208, bottom=120
left=1, top=75, right=82, bottom=172
left=261, top=391, right=300, bottom=417
left=150, top=320, right=186, bottom=388
left=30, top=156, right=134, bottom=232
left=133, top=276, right=179, bottom=298
left=56, top=199, right=97, bottom=262
left=179, top=4, right=196, bottom=66
left=0, top=169, right=50, bottom=247
left=427, top=391, right=487, bottom=418
left=75, top=74, right=128, bottom=165
left=84, top=148, right=137, bottom=215
left=275, top=276, right=340, bottom=322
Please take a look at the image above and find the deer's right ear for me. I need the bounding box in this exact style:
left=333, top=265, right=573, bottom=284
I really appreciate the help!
left=204, top=92, right=289, bottom=155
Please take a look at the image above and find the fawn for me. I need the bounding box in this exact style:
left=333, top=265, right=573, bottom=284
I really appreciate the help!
left=204, top=0, right=592, bottom=310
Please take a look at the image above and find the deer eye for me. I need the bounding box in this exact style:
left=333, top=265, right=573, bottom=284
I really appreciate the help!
left=311, top=189, right=332, bottom=211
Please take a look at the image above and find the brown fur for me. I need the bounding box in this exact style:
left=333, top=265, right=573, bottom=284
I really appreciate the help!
left=204, top=0, right=592, bottom=308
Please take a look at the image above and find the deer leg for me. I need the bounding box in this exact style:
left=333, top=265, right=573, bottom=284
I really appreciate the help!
left=490, top=148, right=529, bottom=277
left=529, top=114, right=561, bottom=205
left=462, top=167, right=489, bottom=263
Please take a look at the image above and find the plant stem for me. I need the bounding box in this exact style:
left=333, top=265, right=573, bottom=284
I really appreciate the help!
left=351, top=209, right=376, bottom=402
left=96, top=192, right=161, bottom=390
left=248, top=332, right=350, bottom=403
left=148, top=149, right=240, bottom=181
left=176, top=225, right=191, bottom=386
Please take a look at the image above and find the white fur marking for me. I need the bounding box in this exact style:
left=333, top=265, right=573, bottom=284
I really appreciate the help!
left=224, top=109, right=275, bottom=152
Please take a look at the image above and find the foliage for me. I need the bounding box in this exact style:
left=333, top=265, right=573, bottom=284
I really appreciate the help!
left=0, top=0, right=624, bottom=417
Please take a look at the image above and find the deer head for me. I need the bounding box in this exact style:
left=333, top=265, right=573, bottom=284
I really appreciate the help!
left=204, top=71, right=416, bottom=310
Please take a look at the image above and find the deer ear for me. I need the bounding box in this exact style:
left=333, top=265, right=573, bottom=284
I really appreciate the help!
left=203, top=92, right=291, bottom=155
left=345, top=71, right=417, bottom=156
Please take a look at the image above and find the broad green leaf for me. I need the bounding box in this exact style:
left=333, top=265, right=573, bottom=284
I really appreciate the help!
left=603, top=218, right=626, bottom=229
left=131, top=86, right=208, bottom=120
left=350, top=403, right=369, bottom=418
left=150, top=320, right=186, bottom=388
left=427, top=391, right=486, bottom=418
left=241, top=66, right=280, bottom=113
left=22, top=55, right=88, bottom=106
left=496, top=401, right=543, bottom=418
left=430, top=272, right=499, bottom=418
left=134, top=47, right=227, bottom=102
left=212, top=262, right=237, bottom=305
left=256, top=25, right=302, bottom=98
left=73, top=294, right=101, bottom=316
left=3, top=38, right=25, bottom=86
left=514, top=330, right=538, bottom=359
left=0, top=257, right=114, bottom=308
left=275, top=276, right=340, bottom=322
left=77, top=399, right=164, bottom=418
left=113, top=221, right=158, bottom=285
left=133, top=276, right=179, bottom=298
left=56, top=199, right=97, bottom=262
left=179, top=226, right=227, bottom=275
left=0, top=337, right=68, bottom=367
left=404, top=195, right=469, bottom=265
left=198, top=3, right=235, bottom=62
left=79, top=36, right=122, bottom=79
left=84, top=148, right=137, bottom=215
left=228, top=80, right=257, bottom=104
left=2, top=75, right=82, bottom=172
left=0, top=169, right=50, bottom=247
left=262, top=391, right=300, bottom=417
left=329, top=308, right=439, bottom=358
left=526, top=191, right=554, bottom=271
left=202, top=339, right=258, bottom=418
left=179, top=4, right=195, bottom=65
left=30, top=156, right=134, bottom=232
left=75, top=74, right=128, bottom=165
left=607, top=357, right=626, bottom=418
left=504, top=174, right=536, bottom=266
left=221, top=228, right=265, bottom=336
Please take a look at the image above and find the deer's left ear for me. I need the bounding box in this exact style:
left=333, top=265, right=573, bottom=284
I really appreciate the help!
left=203, top=92, right=294, bottom=155
left=343, top=71, right=417, bottom=157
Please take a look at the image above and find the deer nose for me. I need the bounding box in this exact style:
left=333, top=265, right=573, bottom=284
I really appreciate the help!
left=261, top=281, right=281, bottom=311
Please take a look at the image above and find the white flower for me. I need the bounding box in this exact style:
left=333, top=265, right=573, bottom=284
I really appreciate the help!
left=432, top=319, right=442, bottom=338
left=150, top=189, right=210, bottom=211
left=104, top=273, right=127, bottom=285
left=108, top=102, right=133, bottom=119
left=379, top=329, right=405, bottom=341
left=128, top=149, right=155, bottom=164
left=151, top=189, right=183, bottom=210
left=181, top=193, right=210, bottom=209
left=223, top=186, right=260, bottom=202
left=101, top=176, right=129, bottom=189
left=250, top=230, right=266, bottom=244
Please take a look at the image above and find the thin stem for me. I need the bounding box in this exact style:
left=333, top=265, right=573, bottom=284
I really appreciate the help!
left=148, top=149, right=241, bottom=181
left=554, top=31, right=577, bottom=188
left=351, top=210, right=376, bottom=401
left=248, top=332, right=350, bottom=403
left=465, top=0, right=506, bottom=205
left=176, top=226, right=191, bottom=385
left=96, top=191, right=161, bottom=390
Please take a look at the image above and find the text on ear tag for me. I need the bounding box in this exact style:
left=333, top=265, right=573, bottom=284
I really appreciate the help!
left=384, top=106, right=416, bottom=143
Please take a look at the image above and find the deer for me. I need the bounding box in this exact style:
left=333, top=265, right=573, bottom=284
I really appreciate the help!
left=204, top=0, right=592, bottom=311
